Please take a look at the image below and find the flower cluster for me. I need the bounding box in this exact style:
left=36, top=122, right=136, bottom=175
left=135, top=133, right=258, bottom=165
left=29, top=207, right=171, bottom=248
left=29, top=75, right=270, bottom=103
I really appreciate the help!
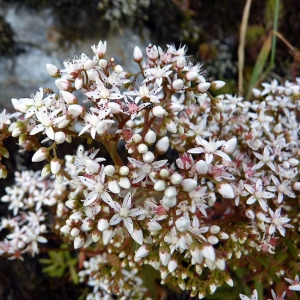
left=0, top=40, right=299, bottom=299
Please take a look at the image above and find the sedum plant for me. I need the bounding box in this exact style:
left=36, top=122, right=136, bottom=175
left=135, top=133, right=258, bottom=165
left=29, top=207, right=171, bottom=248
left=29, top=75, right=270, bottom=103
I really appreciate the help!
left=0, top=40, right=299, bottom=299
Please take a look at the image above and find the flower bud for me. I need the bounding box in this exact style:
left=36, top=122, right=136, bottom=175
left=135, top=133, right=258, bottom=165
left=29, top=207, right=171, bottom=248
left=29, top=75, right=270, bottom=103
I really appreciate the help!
left=98, top=59, right=108, bottom=68
left=68, top=104, right=84, bottom=117
left=154, top=180, right=166, bottom=191
left=96, top=120, right=108, bottom=135
left=210, top=80, right=225, bottom=90
left=143, top=151, right=154, bottom=163
left=138, top=143, right=148, bottom=154
left=144, top=130, right=156, bottom=145
left=61, top=90, right=77, bottom=104
left=74, top=235, right=85, bottom=249
left=168, top=102, right=183, bottom=112
left=132, top=228, right=143, bottom=245
left=132, top=133, right=142, bottom=143
left=97, top=219, right=109, bottom=231
left=168, top=259, right=178, bottom=272
left=217, top=183, right=235, bottom=199
left=164, top=186, right=177, bottom=198
left=55, top=131, right=66, bottom=144
left=175, top=216, right=190, bottom=232
left=46, top=63, right=60, bottom=77
left=134, top=244, right=151, bottom=262
left=108, top=179, right=121, bottom=194
left=41, top=164, right=51, bottom=178
left=207, top=235, right=219, bottom=245
left=118, top=177, right=130, bottom=189
left=181, top=178, right=197, bottom=192
left=114, top=64, right=123, bottom=73
left=152, top=106, right=166, bottom=117
left=55, top=78, right=71, bottom=91
left=197, top=82, right=210, bottom=93
left=133, top=46, right=143, bottom=62
left=159, top=248, right=171, bottom=266
left=156, top=136, right=169, bottom=154
left=161, top=196, right=176, bottom=208
left=50, top=158, right=61, bottom=175
left=222, top=137, right=237, bottom=154
left=119, top=166, right=129, bottom=176
left=165, top=120, right=177, bottom=133
left=172, top=79, right=184, bottom=90
left=32, top=147, right=48, bottom=162
left=176, top=57, right=186, bottom=69
left=170, top=173, right=182, bottom=184
left=196, top=160, right=208, bottom=174
left=201, top=243, right=216, bottom=261
left=104, top=165, right=115, bottom=176
left=186, top=71, right=198, bottom=81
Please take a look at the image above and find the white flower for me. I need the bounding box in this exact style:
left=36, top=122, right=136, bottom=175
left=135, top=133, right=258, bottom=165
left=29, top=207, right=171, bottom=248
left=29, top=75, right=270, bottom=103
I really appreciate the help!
left=188, top=137, right=232, bottom=164
left=239, top=289, right=258, bottom=300
left=109, top=192, right=145, bottom=234
left=267, top=207, right=293, bottom=236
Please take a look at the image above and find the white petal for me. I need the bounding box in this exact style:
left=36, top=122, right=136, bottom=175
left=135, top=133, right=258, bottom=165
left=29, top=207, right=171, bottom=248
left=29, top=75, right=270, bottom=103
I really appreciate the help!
left=123, top=217, right=134, bottom=234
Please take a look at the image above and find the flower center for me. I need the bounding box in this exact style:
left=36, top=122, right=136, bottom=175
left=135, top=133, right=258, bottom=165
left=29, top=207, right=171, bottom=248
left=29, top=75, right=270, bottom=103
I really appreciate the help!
left=119, top=207, right=130, bottom=217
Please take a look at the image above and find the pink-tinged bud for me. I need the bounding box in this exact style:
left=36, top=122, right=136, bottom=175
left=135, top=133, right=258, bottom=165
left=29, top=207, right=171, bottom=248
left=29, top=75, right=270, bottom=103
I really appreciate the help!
left=210, top=80, right=225, bottom=90
left=134, top=244, right=151, bottom=262
left=60, top=225, right=71, bottom=234
left=154, top=180, right=166, bottom=191
left=217, top=183, right=235, bottom=199
left=222, top=137, right=237, bottom=154
left=97, top=219, right=109, bottom=231
left=152, top=106, right=166, bottom=117
left=175, top=216, right=190, bottom=232
left=168, top=102, right=183, bottom=112
left=55, top=78, right=71, bottom=91
left=41, top=164, right=51, bottom=178
left=172, top=79, right=184, bottom=90
left=133, top=46, right=143, bottom=62
left=46, top=63, right=60, bottom=77
left=168, top=259, right=178, bottom=272
left=186, top=71, right=198, bottom=81
left=181, top=178, right=197, bottom=192
left=165, top=120, right=177, bottom=133
left=74, top=235, right=85, bottom=249
left=197, top=82, right=211, bottom=93
left=159, top=248, right=171, bottom=266
left=201, top=243, right=216, bottom=261
left=108, top=179, right=121, bottom=194
left=156, top=136, right=169, bottom=153
left=170, top=173, right=182, bottom=185
left=143, top=151, right=155, bottom=163
left=196, top=160, right=208, bottom=174
left=86, top=159, right=100, bottom=174
left=32, top=147, right=48, bottom=162
left=54, top=131, right=66, bottom=144
left=132, top=228, right=143, bottom=245
left=144, top=130, right=156, bottom=145
left=102, top=228, right=113, bottom=245
left=50, top=158, right=61, bottom=175
left=61, top=90, right=77, bottom=104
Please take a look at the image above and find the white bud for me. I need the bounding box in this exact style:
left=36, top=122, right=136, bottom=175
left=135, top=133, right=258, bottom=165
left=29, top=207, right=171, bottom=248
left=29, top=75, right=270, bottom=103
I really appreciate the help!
left=172, top=79, right=184, bottom=90
left=252, top=88, right=261, bottom=97
left=118, top=177, right=130, bottom=189
left=134, top=245, right=150, bottom=262
left=54, top=131, right=66, bottom=144
left=75, top=77, right=83, bottom=90
left=32, top=147, right=48, bottom=162
left=152, top=106, right=166, bottom=118
left=70, top=227, right=80, bottom=237
left=55, top=78, right=71, bottom=91
left=274, top=123, right=283, bottom=133
left=50, top=158, right=61, bottom=175
left=108, top=102, right=121, bottom=114
left=186, top=71, right=198, bottom=81
left=114, top=64, right=123, bottom=73
left=170, top=173, right=183, bottom=184
left=46, top=63, right=60, bottom=77
left=168, top=259, right=178, bottom=272
left=160, top=168, right=169, bottom=178
left=197, top=82, right=210, bottom=93
left=210, top=80, right=225, bottom=90
left=132, top=133, right=142, bottom=143
left=119, top=166, right=129, bottom=176
left=143, top=151, right=155, bottom=163
left=96, top=120, right=108, bottom=135
left=74, top=235, right=85, bottom=249
left=159, top=249, right=171, bottom=266
left=83, top=59, right=93, bottom=70
left=154, top=180, right=166, bottom=191
left=245, top=209, right=255, bottom=219
left=61, top=90, right=77, bottom=104
left=68, top=104, right=83, bottom=117
left=131, top=228, right=143, bottom=245
left=181, top=178, right=197, bottom=192
left=41, top=164, right=51, bottom=178
left=161, top=196, right=176, bottom=208
left=218, top=183, right=235, bottom=199
left=168, top=102, right=183, bottom=112
left=196, top=160, right=208, bottom=174
left=207, top=235, right=219, bottom=245
left=289, top=158, right=298, bottom=167
left=138, top=143, right=148, bottom=154
left=175, top=216, right=190, bottom=232
left=60, top=225, right=71, bottom=234
left=222, top=137, right=237, bottom=154
left=144, top=130, right=156, bottom=145
left=98, top=59, right=107, bottom=68
left=210, top=225, right=220, bottom=234
left=165, top=120, right=177, bottom=133
left=81, top=220, right=93, bottom=232
left=176, top=56, right=186, bottom=69
left=156, top=136, right=169, bottom=153
left=104, top=165, right=115, bottom=176
left=201, top=243, right=216, bottom=261
left=102, top=229, right=113, bottom=245
left=164, top=186, right=177, bottom=197
left=133, top=46, right=143, bottom=62
left=97, top=219, right=109, bottom=231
